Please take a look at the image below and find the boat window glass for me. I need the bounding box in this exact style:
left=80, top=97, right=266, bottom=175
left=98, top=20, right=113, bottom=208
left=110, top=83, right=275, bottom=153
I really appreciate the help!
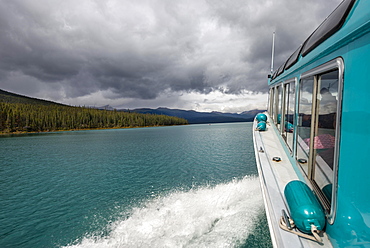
left=276, top=85, right=283, bottom=131
left=268, top=88, right=274, bottom=115
left=301, top=0, right=356, bottom=56
left=277, top=64, right=285, bottom=77
left=285, top=46, right=302, bottom=70
left=272, top=70, right=278, bottom=80
left=273, top=86, right=279, bottom=123
left=271, top=87, right=276, bottom=122
left=296, top=77, right=314, bottom=175
left=297, top=58, right=343, bottom=222
left=282, top=83, right=289, bottom=141
left=313, top=69, right=339, bottom=210
left=283, top=82, right=295, bottom=151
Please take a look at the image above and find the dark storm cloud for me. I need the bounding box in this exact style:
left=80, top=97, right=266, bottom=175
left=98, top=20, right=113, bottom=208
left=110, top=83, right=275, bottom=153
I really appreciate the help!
left=0, top=0, right=342, bottom=103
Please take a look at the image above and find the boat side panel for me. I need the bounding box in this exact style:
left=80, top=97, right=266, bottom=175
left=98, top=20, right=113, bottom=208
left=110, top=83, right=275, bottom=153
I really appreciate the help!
left=263, top=1, right=370, bottom=246
left=326, top=30, right=370, bottom=247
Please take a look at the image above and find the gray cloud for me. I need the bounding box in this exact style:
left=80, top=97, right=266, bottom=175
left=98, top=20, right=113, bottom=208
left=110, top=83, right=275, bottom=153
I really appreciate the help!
left=0, top=0, right=342, bottom=110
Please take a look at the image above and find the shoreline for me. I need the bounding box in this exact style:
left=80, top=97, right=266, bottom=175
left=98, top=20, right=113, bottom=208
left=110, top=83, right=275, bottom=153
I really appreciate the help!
left=0, top=124, right=188, bottom=136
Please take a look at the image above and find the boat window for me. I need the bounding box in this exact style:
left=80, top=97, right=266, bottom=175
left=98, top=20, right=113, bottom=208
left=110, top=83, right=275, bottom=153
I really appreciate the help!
left=268, top=88, right=274, bottom=115
left=271, top=70, right=278, bottom=80
left=283, top=81, right=295, bottom=151
left=295, top=58, right=343, bottom=222
left=301, top=0, right=356, bottom=56
left=272, top=86, right=278, bottom=123
left=285, top=46, right=302, bottom=70
left=276, top=64, right=285, bottom=77
left=270, top=87, right=276, bottom=121
left=276, top=85, right=283, bottom=131
left=312, top=69, right=339, bottom=211
left=282, top=83, right=290, bottom=140
left=296, top=77, right=314, bottom=175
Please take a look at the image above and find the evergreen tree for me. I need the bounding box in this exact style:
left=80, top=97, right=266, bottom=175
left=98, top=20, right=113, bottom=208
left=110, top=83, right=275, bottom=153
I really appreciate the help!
left=0, top=101, right=188, bottom=133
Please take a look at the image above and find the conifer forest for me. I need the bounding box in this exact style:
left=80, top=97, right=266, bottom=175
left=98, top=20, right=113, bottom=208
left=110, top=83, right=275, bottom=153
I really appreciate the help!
left=0, top=90, right=188, bottom=133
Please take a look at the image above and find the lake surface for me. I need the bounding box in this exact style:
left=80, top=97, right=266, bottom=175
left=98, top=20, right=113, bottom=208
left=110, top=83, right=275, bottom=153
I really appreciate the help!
left=0, top=122, right=272, bottom=248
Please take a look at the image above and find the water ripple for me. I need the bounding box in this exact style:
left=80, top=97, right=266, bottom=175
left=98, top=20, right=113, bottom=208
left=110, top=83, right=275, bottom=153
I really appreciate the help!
left=0, top=123, right=269, bottom=248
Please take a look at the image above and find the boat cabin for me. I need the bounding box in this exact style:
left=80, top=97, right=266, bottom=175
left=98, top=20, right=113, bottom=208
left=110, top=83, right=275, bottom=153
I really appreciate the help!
left=254, top=0, right=370, bottom=247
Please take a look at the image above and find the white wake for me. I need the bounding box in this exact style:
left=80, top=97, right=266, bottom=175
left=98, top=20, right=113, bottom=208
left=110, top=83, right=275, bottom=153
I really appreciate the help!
left=65, top=176, right=263, bottom=248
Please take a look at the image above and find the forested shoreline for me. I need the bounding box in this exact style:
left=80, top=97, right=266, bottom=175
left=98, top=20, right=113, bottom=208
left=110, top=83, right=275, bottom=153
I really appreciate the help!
left=0, top=101, right=188, bottom=134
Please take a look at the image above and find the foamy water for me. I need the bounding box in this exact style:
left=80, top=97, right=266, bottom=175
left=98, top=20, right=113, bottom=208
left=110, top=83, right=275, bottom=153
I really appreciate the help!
left=65, top=176, right=263, bottom=248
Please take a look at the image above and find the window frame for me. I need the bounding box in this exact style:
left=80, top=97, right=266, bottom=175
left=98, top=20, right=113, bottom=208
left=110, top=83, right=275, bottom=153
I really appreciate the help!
left=272, top=86, right=280, bottom=125
left=268, top=88, right=274, bottom=116
left=299, top=57, right=344, bottom=223
left=282, top=78, right=297, bottom=153
left=275, top=84, right=284, bottom=132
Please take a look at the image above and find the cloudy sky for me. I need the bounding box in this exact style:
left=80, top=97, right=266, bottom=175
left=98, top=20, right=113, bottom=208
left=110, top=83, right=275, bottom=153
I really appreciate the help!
left=0, top=0, right=342, bottom=112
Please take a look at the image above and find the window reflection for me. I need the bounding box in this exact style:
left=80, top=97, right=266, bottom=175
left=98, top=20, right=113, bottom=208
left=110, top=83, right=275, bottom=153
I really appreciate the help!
left=296, top=77, right=314, bottom=175
left=269, top=88, right=274, bottom=117
left=273, top=87, right=278, bottom=123
left=284, top=82, right=295, bottom=151
left=277, top=86, right=283, bottom=131
left=282, top=84, right=290, bottom=141
left=314, top=70, right=338, bottom=205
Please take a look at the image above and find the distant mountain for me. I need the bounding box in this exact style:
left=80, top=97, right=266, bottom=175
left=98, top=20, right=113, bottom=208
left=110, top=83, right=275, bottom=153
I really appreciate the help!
left=96, top=105, right=115, bottom=111
left=240, top=109, right=265, bottom=117
left=1, top=89, right=265, bottom=124
left=0, top=90, right=188, bottom=133
left=121, top=107, right=266, bottom=124
left=0, top=89, right=65, bottom=106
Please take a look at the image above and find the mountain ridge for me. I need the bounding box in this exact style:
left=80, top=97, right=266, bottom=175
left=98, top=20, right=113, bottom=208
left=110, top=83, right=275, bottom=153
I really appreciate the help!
left=1, top=89, right=265, bottom=124
left=0, top=89, right=66, bottom=106
left=121, top=107, right=265, bottom=124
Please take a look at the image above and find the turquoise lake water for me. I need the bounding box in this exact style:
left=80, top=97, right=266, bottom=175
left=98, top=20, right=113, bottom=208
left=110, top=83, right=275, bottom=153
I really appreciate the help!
left=0, top=122, right=272, bottom=248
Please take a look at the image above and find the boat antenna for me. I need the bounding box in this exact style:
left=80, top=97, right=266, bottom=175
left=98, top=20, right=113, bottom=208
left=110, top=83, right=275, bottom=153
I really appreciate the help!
left=270, top=32, right=275, bottom=75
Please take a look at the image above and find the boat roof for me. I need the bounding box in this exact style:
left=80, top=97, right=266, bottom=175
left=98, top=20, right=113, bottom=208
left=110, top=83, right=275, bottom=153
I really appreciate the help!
left=269, top=0, right=356, bottom=83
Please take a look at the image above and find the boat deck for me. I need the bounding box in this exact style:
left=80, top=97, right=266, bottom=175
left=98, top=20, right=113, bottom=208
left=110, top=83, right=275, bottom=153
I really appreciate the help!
left=253, top=113, right=333, bottom=248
